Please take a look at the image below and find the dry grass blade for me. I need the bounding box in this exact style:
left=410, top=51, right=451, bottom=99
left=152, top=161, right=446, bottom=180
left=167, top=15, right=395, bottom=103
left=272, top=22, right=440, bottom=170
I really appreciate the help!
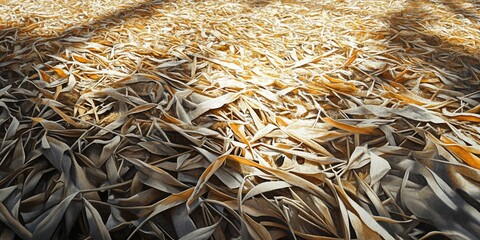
left=178, top=221, right=220, bottom=240
left=1, top=0, right=480, bottom=239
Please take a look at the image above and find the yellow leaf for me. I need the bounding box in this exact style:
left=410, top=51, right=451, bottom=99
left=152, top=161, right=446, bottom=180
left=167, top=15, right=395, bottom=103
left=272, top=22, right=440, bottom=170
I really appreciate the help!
left=382, top=91, right=425, bottom=105
left=72, top=54, right=90, bottom=63
left=323, top=75, right=358, bottom=93
left=50, top=105, right=80, bottom=128
left=442, top=110, right=480, bottom=123
left=38, top=69, right=51, bottom=83
left=54, top=85, right=62, bottom=100
left=440, top=135, right=480, bottom=170
left=163, top=112, right=182, bottom=124
left=52, top=67, right=68, bottom=78
left=229, top=122, right=249, bottom=144
left=188, top=155, right=228, bottom=206
left=322, top=116, right=378, bottom=135
left=467, top=105, right=480, bottom=114
left=31, top=117, right=44, bottom=126
left=343, top=49, right=359, bottom=68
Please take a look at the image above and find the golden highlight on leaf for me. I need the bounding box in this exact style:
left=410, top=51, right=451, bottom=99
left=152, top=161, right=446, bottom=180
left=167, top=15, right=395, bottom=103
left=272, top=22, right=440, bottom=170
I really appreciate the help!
left=321, top=116, right=379, bottom=135
left=1, top=0, right=480, bottom=239
left=440, top=135, right=480, bottom=170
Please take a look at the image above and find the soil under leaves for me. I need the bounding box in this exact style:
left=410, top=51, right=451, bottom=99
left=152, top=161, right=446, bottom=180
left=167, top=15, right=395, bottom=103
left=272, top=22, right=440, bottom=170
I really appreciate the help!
left=0, top=0, right=479, bottom=239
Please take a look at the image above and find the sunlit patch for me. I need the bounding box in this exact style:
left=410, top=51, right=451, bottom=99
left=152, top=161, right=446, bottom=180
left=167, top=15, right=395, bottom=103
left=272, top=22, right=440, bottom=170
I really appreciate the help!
left=0, top=0, right=479, bottom=239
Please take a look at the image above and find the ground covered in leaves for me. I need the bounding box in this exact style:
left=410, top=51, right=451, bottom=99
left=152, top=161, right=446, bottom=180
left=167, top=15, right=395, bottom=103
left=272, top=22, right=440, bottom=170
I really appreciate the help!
left=1, top=0, right=480, bottom=239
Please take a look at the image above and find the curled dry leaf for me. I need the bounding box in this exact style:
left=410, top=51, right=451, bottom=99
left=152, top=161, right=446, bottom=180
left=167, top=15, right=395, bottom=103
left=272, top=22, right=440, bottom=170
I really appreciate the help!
left=0, top=0, right=479, bottom=239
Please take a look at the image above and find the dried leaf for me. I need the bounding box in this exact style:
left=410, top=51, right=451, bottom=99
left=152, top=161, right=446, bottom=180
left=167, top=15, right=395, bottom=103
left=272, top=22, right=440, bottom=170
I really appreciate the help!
left=179, top=221, right=220, bottom=240
left=243, top=213, right=272, bottom=240
left=83, top=198, right=112, bottom=240
left=322, top=116, right=378, bottom=135
left=32, top=192, right=77, bottom=240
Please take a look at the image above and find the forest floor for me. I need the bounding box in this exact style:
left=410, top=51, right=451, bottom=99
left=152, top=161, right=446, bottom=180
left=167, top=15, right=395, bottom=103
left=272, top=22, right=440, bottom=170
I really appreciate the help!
left=0, top=0, right=479, bottom=239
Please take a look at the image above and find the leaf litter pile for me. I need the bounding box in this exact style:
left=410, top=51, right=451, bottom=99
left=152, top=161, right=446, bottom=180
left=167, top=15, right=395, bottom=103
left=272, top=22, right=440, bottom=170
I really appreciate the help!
left=1, top=0, right=480, bottom=239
